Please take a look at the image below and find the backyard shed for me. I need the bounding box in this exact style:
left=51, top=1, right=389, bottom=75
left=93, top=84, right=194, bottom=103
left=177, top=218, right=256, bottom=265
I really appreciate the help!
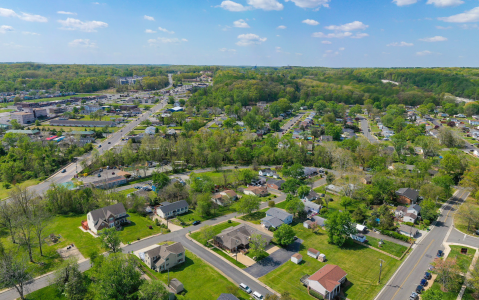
left=308, top=248, right=320, bottom=259
left=291, top=253, right=303, bottom=264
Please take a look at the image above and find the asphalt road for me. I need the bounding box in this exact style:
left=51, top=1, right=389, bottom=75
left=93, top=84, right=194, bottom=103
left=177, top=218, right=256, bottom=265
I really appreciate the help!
left=375, top=189, right=470, bottom=300
left=275, top=113, right=304, bottom=137
left=14, top=75, right=174, bottom=198
left=359, top=117, right=378, bottom=144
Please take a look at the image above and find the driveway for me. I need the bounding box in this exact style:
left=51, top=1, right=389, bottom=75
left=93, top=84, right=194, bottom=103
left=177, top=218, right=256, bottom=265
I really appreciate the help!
left=244, top=238, right=303, bottom=278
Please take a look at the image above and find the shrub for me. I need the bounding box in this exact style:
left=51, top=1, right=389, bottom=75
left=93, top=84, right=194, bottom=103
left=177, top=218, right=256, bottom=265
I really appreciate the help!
left=382, top=230, right=410, bottom=242
left=424, top=220, right=430, bottom=226
left=268, top=200, right=275, bottom=207
left=227, top=220, right=232, bottom=223
left=320, top=208, right=328, bottom=215
left=403, top=222, right=415, bottom=227
left=309, top=290, right=324, bottom=299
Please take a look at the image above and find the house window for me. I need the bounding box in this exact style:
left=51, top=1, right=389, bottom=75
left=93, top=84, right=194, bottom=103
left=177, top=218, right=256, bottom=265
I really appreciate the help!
left=166, top=263, right=169, bottom=266
left=166, top=258, right=169, bottom=261
left=178, top=253, right=183, bottom=257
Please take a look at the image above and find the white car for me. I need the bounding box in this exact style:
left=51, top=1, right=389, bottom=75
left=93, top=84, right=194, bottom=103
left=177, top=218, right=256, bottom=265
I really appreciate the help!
left=239, top=283, right=251, bottom=294
left=252, top=291, right=263, bottom=300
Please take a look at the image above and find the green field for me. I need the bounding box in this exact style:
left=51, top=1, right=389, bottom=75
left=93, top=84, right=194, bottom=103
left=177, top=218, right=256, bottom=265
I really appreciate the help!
left=140, top=249, right=251, bottom=300
left=447, top=245, right=476, bottom=273
left=175, top=205, right=237, bottom=227
left=366, top=236, right=408, bottom=258
left=25, top=285, right=67, bottom=300
left=0, top=179, right=41, bottom=200
left=0, top=108, right=14, bottom=113
left=426, top=280, right=475, bottom=300
left=260, top=222, right=403, bottom=300
left=238, top=210, right=267, bottom=225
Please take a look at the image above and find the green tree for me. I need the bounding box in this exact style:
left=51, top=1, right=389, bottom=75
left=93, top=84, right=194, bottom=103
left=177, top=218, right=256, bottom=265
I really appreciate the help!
left=100, top=227, right=121, bottom=253
left=285, top=197, right=305, bottom=218
left=351, top=206, right=367, bottom=223
left=297, top=185, right=311, bottom=199
left=10, top=119, right=21, bottom=130
left=282, top=178, right=301, bottom=194
left=420, top=199, right=437, bottom=222
left=138, top=279, right=169, bottom=300
left=249, top=234, right=268, bottom=260
left=92, top=254, right=142, bottom=300
left=339, top=196, right=354, bottom=211
left=208, top=151, right=223, bottom=171
left=421, top=288, right=446, bottom=300
left=199, top=225, right=215, bottom=245
left=325, top=123, right=342, bottom=140
left=273, top=224, right=295, bottom=246
left=236, top=195, right=261, bottom=215
left=270, top=119, right=281, bottom=132
left=53, top=259, right=87, bottom=300
left=283, top=163, right=304, bottom=178
left=152, top=172, right=170, bottom=191
left=196, top=194, right=213, bottom=217
left=238, top=169, right=257, bottom=185
left=325, top=211, right=356, bottom=247
left=432, top=174, right=454, bottom=197
left=326, top=173, right=335, bottom=184
left=0, top=253, right=32, bottom=300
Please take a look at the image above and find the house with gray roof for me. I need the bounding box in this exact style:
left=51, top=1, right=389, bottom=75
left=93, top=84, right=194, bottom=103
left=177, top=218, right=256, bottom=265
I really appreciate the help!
left=217, top=294, right=239, bottom=300
left=395, top=188, right=419, bottom=205
left=214, top=224, right=272, bottom=252
left=156, top=200, right=189, bottom=219
left=144, top=242, right=185, bottom=272
left=86, top=203, right=129, bottom=234
left=264, top=208, right=292, bottom=224
left=261, top=216, right=284, bottom=229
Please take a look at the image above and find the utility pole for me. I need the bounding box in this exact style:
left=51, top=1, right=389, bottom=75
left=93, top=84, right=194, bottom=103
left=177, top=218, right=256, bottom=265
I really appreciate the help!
left=378, top=259, right=385, bottom=284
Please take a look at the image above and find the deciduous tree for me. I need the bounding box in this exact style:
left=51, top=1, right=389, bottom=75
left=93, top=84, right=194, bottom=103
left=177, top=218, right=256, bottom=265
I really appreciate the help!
left=273, top=224, right=295, bottom=246
left=100, top=227, right=121, bottom=253
left=325, top=211, right=356, bottom=247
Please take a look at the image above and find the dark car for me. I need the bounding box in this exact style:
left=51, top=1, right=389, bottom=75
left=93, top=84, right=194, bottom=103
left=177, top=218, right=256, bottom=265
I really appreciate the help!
left=437, top=250, right=443, bottom=257
left=61, top=169, right=66, bottom=173
left=192, top=221, right=201, bottom=225
left=415, top=285, right=424, bottom=294
left=97, top=174, right=101, bottom=177
left=420, top=279, right=428, bottom=287
left=424, top=272, right=432, bottom=280
left=108, top=142, right=111, bottom=144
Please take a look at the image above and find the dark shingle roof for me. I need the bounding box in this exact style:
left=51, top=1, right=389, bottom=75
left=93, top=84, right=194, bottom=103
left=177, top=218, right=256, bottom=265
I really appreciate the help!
left=267, top=178, right=285, bottom=187
left=89, top=203, right=127, bottom=229
left=396, top=188, right=419, bottom=201
left=261, top=216, right=284, bottom=228
left=157, top=200, right=188, bottom=214
left=217, top=294, right=240, bottom=300
left=266, top=207, right=292, bottom=222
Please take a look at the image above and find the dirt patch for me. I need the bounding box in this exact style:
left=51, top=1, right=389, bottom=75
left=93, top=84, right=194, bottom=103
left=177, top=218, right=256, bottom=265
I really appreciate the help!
left=56, top=245, right=85, bottom=261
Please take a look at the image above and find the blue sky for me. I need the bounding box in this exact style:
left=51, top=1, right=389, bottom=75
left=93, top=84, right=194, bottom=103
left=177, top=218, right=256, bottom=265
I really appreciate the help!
left=1, top=0, right=479, bottom=67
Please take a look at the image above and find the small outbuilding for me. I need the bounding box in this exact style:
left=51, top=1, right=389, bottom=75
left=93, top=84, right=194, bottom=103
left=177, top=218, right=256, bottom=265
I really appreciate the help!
left=350, top=233, right=367, bottom=243
left=169, top=278, right=184, bottom=294
left=291, top=253, right=303, bottom=264
left=318, top=253, right=326, bottom=262
left=303, top=220, right=315, bottom=229
left=308, top=248, right=320, bottom=259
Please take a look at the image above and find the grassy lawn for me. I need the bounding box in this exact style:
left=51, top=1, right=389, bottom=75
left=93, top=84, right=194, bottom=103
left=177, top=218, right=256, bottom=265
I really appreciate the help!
left=454, top=197, right=479, bottom=235
left=260, top=222, right=403, bottom=300
left=447, top=245, right=476, bottom=273
left=77, top=115, right=121, bottom=121
left=212, top=247, right=247, bottom=269
left=119, top=213, right=163, bottom=244
left=115, top=188, right=136, bottom=196
left=0, top=108, right=13, bottom=113
left=25, top=285, right=67, bottom=300
left=239, top=211, right=266, bottom=225
left=190, top=169, right=245, bottom=186
left=141, top=249, right=251, bottom=300
left=366, top=236, right=408, bottom=258
left=0, top=179, right=41, bottom=200
left=190, top=221, right=240, bottom=245
left=175, top=206, right=237, bottom=227
left=426, top=279, right=475, bottom=300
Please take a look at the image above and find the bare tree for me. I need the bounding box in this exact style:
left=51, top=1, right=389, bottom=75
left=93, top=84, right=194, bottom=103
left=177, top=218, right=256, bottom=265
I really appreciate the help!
left=14, top=216, right=35, bottom=263
left=32, top=204, right=52, bottom=257
left=0, top=253, right=32, bottom=300
left=0, top=201, right=17, bottom=244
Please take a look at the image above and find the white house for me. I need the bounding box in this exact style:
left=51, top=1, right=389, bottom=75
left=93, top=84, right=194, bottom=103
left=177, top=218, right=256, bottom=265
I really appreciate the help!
left=403, top=213, right=417, bottom=223
left=265, top=208, right=293, bottom=224
left=307, top=265, right=347, bottom=300
left=145, top=126, right=156, bottom=135
left=156, top=200, right=189, bottom=219
left=86, top=203, right=129, bottom=234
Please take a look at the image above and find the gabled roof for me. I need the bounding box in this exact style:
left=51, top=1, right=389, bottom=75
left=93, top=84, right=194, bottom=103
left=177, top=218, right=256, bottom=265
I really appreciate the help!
left=215, top=224, right=272, bottom=249
left=396, top=188, right=419, bottom=201
left=261, top=216, right=284, bottom=228
left=266, top=208, right=292, bottom=222
left=395, top=206, right=407, bottom=213
left=267, top=178, right=285, bottom=187
left=157, top=200, right=189, bottom=214
left=308, top=264, right=347, bottom=293
left=145, top=242, right=185, bottom=259
left=88, top=203, right=127, bottom=229
left=217, top=294, right=240, bottom=300
left=408, top=204, right=421, bottom=213
left=404, top=213, right=417, bottom=219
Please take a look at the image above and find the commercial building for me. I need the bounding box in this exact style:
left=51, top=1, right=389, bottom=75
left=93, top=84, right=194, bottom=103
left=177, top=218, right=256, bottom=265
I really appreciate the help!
left=11, top=112, right=35, bottom=125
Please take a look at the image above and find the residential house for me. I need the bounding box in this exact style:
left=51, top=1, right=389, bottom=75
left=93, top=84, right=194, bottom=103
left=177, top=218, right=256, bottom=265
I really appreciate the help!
left=145, top=126, right=156, bottom=135
left=259, top=168, right=276, bottom=177
left=302, top=199, right=321, bottom=215
left=86, top=203, right=129, bottom=234
left=214, top=224, right=272, bottom=253
left=394, top=206, right=408, bottom=218
left=156, top=200, right=189, bottom=219
left=408, top=204, right=421, bottom=215
left=303, top=167, right=318, bottom=177
left=403, top=213, right=417, bottom=223
left=313, top=216, right=326, bottom=227
left=144, top=242, right=185, bottom=272
left=302, top=190, right=320, bottom=202
left=261, top=208, right=293, bottom=229
left=320, top=135, right=333, bottom=142
left=306, top=265, right=348, bottom=300
left=398, top=224, right=418, bottom=238
left=266, top=179, right=285, bottom=190
left=244, top=186, right=269, bottom=197
left=211, top=190, right=238, bottom=206
left=303, top=220, right=317, bottom=229
left=395, top=188, right=419, bottom=205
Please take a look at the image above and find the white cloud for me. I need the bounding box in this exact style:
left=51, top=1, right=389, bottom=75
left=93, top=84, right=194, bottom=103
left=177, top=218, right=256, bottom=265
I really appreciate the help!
left=277, top=25, right=286, bottom=29
left=22, top=31, right=40, bottom=35
left=275, top=46, right=282, bottom=52
left=285, top=0, right=330, bottom=9
left=144, top=15, right=155, bottom=21
left=438, top=7, right=479, bottom=23
left=58, top=11, right=76, bottom=15
left=312, top=32, right=353, bottom=38
left=436, top=25, right=452, bottom=29
left=158, top=27, right=174, bottom=34
left=0, top=25, right=13, bottom=34
left=323, top=49, right=340, bottom=57
left=58, top=18, right=108, bottom=32
left=145, top=29, right=156, bottom=33
left=351, top=33, right=369, bottom=39
left=416, top=50, right=432, bottom=56
left=233, top=19, right=250, bottom=28
left=69, top=39, right=97, bottom=48
left=426, top=0, right=464, bottom=7
left=392, top=0, right=418, bottom=6
left=339, top=47, right=345, bottom=51
left=387, top=41, right=414, bottom=46
left=247, top=0, right=284, bottom=11
left=92, top=2, right=100, bottom=4
left=218, top=1, right=251, bottom=11
left=219, top=48, right=237, bottom=52
left=325, top=21, right=368, bottom=31
left=321, top=40, right=332, bottom=44
left=460, top=24, right=479, bottom=29
left=0, top=8, right=47, bottom=22
left=3, top=42, right=24, bottom=48
left=236, top=33, right=267, bottom=46
left=419, top=35, right=447, bottom=42
left=148, top=37, right=188, bottom=44
left=302, top=19, right=319, bottom=26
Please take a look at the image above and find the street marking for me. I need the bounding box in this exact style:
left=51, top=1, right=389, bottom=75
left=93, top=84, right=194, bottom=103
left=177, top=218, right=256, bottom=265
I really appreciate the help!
left=391, top=239, right=434, bottom=300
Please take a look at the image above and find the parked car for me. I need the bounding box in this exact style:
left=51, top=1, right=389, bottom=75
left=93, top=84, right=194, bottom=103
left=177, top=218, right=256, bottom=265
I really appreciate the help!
left=108, top=142, right=111, bottom=144
left=420, top=279, right=428, bottom=287
left=98, top=145, right=102, bottom=148
left=61, top=169, right=66, bottom=173
left=252, top=292, right=264, bottom=300
left=415, top=285, right=424, bottom=294
left=410, top=292, right=419, bottom=300
left=239, top=283, right=251, bottom=294
left=97, top=174, right=101, bottom=177
left=424, top=272, right=432, bottom=280
left=192, top=221, right=201, bottom=225
left=437, top=250, right=443, bottom=257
